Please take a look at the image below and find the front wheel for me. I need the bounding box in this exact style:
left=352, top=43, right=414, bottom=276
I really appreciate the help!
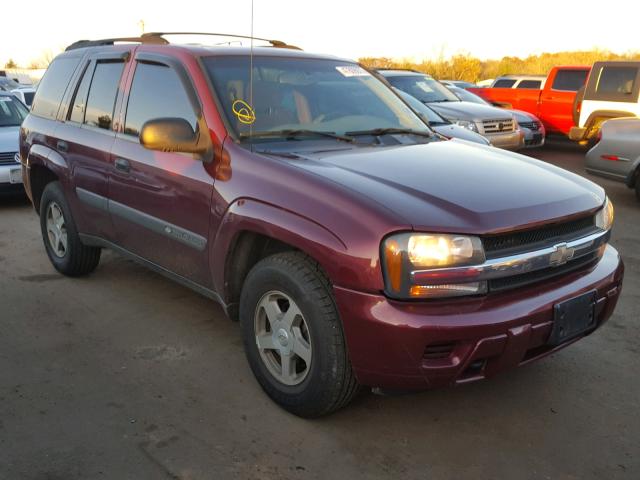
left=239, top=252, right=359, bottom=417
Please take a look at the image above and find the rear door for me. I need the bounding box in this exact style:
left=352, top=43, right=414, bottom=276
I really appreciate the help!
left=108, top=52, right=214, bottom=288
left=53, top=52, right=128, bottom=240
left=538, top=68, right=589, bottom=134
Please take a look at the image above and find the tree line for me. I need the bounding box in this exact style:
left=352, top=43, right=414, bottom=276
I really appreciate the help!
left=359, top=50, right=640, bottom=82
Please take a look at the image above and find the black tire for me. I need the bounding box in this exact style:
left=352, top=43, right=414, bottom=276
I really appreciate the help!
left=239, top=251, right=359, bottom=418
left=39, top=181, right=101, bottom=276
left=635, top=175, right=640, bottom=202
left=573, top=85, right=585, bottom=126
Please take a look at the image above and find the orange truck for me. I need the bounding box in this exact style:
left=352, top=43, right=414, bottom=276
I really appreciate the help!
left=469, top=66, right=591, bottom=136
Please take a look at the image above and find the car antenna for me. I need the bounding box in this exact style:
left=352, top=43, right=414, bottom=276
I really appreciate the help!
left=249, top=0, right=254, bottom=151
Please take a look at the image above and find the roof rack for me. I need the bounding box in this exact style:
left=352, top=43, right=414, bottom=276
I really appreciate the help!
left=65, top=32, right=301, bottom=51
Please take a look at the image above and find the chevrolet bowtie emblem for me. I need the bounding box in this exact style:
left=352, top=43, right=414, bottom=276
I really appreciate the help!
left=549, top=243, right=575, bottom=267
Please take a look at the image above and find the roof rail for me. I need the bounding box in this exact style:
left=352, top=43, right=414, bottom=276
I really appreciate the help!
left=65, top=32, right=301, bottom=51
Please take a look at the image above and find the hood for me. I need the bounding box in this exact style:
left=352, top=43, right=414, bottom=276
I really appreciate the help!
left=280, top=141, right=604, bottom=234
left=428, top=101, right=513, bottom=122
left=432, top=124, right=490, bottom=145
left=511, top=109, right=539, bottom=123
left=0, top=126, right=19, bottom=152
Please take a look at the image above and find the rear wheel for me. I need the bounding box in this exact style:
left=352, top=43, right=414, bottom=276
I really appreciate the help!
left=635, top=175, right=640, bottom=202
left=239, top=251, right=359, bottom=417
left=39, top=181, right=101, bottom=276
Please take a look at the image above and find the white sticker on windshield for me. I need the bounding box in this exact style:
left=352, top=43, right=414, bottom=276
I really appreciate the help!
left=335, top=66, right=371, bottom=77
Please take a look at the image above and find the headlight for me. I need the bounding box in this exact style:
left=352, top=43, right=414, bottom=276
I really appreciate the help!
left=455, top=120, right=478, bottom=132
left=382, top=233, right=486, bottom=299
left=595, top=197, right=614, bottom=231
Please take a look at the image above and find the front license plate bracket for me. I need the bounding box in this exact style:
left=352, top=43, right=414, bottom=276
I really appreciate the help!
left=548, top=290, right=597, bottom=346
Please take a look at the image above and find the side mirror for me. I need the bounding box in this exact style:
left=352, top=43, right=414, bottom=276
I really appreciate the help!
left=140, top=117, right=202, bottom=154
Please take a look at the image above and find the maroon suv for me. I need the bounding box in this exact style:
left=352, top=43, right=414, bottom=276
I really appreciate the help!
left=19, top=33, right=623, bottom=417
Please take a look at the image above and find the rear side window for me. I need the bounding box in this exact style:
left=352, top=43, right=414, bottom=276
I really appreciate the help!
left=551, top=70, right=588, bottom=91
left=31, top=57, right=80, bottom=119
left=516, top=80, right=542, bottom=89
left=595, top=66, right=637, bottom=95
left=493, top=79, right=516, bottom=88
left=124, top=62, right=197, bottom=137
left=84, top=61, right=125, bottom=130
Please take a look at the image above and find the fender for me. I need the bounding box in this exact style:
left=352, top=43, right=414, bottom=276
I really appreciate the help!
left=211, top=198, right=356, bottom=302
left=27, top=143, right=69, bottom=177
left=571, top=110, right=637, bottom=141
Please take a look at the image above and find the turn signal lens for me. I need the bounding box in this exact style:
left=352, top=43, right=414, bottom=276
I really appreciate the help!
left=409, top=282, right=487, bottom=298
left=595, top=197, right=614, bottom=231
left=384, top=239, right=403, bottom=293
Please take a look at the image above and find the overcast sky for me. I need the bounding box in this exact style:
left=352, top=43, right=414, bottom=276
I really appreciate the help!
left=1, top=0, right=637, bottom=67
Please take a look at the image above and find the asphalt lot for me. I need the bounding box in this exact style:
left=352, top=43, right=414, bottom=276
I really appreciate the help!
left=1, top=140, right=638, bottom=480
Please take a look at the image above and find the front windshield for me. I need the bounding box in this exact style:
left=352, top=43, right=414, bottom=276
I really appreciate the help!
left=0, top=95, right=28, bottom=127
left=385, top=75, right=460, bottom=103
left=203, top=56, right=430, bottom=142
left=395, top=89, right=448, bottom=125
left=0, top=77, right=21, bottom=91
left=451, top=87, right=490, bottom=106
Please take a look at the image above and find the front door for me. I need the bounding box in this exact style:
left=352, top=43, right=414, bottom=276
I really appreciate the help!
left=108, top=55, right=214, bottom=288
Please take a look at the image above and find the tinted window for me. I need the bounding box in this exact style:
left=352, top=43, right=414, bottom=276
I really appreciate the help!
left=551, top=70, right=588, bottom=91
left=493, top=79, right=516, bottom=88
left=125, top=62, right=197, bottom=137
left=596, top=66, right=637, bottom=95
left=23, top=91, right=35, bottom=106
left=0, top=95, right=29, bottom=126
left=31, top=57, right=80, bottom=119
left=69, top=62, right=93, bottom=123
left=516, top=80, right=542, bottom=89
left=84, top=61, right=124, bottom=130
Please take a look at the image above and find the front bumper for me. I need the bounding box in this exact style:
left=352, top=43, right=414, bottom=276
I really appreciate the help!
left=334, top=245, right=623, bottom=391
left=485, top=129, right=524, bottom=150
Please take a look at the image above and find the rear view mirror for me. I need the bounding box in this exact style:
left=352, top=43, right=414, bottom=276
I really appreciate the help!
left=140, top=117, right=202, bottom=154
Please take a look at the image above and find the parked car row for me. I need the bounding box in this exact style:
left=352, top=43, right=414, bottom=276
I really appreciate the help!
left=0, top=92, right=28, bottom=192
left=17, top=32, right=623, bottom=417
left=0, top=76, right=36, bottom=107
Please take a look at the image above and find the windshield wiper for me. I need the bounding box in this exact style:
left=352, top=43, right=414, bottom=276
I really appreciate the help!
left=240, top=129, right=355, bottom=143
left=345, top=128, right=434, bottom=139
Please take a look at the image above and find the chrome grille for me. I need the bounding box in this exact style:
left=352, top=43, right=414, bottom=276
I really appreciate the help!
left=0, top=151, right=18, bottom=166
left=480, top=118, right=515, bottom=134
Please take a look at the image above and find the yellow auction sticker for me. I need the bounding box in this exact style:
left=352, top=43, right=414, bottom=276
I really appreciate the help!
left=232, top=99, right=256, bottom=125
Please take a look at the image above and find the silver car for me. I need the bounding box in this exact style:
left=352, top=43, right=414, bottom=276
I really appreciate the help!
left=0, top=92, right=27, bottom=191
left=585, top=117, right=640, bottom=201
left=379, top=70, right=523, bottom=150
left=394, top=89, right=490, bottom=146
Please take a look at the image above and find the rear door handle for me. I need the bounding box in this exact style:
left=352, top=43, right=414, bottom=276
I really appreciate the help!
left=56, top=140, right=68, bottom=152
left=114, top=158, right=130, bottom=173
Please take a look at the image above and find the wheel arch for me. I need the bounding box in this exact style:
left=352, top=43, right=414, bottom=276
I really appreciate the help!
left=212, top=199, right=347, bottom=321
left=27, top=144, right=68, bottom=214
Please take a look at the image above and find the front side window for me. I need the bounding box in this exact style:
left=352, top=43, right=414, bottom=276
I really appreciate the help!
left=0, top=95, right=28, bottom=126
left=124, top=62, right=197, bottom=137
left=84, top=61, right=124, bottom=130
left=493, top=79, right=516, bottom=88
left=384, top=75, right=459, bottom=104
left=203, top=56, right=429, bottom=140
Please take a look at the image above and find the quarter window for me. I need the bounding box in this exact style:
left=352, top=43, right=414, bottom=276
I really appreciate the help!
left=84, top=61, right=124, bottom=130
left=516, top=80, right=542, bottom=89
left=31, top=57, right=81, bottom=119
left=68, top=62, right=93, bottom=123
left=124, top=62, right=197, bottom=137
left=551, top=70, right=588, bottom=91
left=596, top=66, right=637, bottom=95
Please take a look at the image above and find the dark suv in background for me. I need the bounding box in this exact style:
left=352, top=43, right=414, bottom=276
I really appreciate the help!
left=19, top=33, right=623, bottom=417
